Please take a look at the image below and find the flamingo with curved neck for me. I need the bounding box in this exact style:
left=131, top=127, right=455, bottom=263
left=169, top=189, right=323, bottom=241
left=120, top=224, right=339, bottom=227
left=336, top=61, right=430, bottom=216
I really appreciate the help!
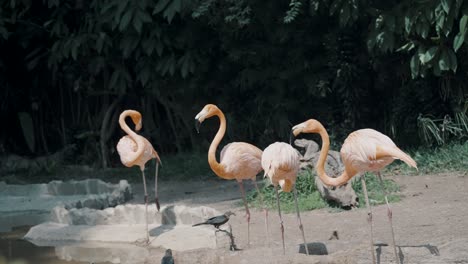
left=117, top=109, right=161, bottom=244
left=291, top=118, right=417, bottom=264
left=195, top=104, right=269, bottom=245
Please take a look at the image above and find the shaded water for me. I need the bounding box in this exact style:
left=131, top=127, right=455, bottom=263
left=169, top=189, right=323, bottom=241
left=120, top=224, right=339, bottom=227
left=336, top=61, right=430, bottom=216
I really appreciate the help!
left=0, top=227, right=113, bottom=264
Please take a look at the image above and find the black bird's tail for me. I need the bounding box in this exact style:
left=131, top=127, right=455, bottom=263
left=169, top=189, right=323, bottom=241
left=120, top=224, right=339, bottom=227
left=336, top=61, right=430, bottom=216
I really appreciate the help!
left=192, top=222, right=207, bottom=227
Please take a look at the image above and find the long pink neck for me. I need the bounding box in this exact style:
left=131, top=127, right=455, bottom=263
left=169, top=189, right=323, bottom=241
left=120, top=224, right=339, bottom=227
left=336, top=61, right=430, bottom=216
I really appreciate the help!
left=208, top=111, right=228, bottom=178
left=119, top=111, right=145, bottom=166
left=316, top=123, right=352, bottom=187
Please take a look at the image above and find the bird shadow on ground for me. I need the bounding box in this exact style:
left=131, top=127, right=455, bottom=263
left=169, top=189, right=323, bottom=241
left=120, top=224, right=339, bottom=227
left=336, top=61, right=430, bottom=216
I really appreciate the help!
left=161, top=205, right=177, bottom=225
left=149, top=205, right=177, bottom=236
left=375, top=243, right=440, bottom=264
left=149, top=225, right=174, bottom=236
left=298, top=242, right=328, bottom=255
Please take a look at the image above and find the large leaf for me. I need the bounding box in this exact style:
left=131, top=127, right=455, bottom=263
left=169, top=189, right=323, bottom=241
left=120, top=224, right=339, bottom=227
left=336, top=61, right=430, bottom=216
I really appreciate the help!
left=163, top=0, right=182, bottom=23
left=410, top=54, right=420, bottom=78
left=119, top=9, right=133, bottom=31
left=439, top=48, right=450, bottom=71
left=420, top=46, right=438, bottom=64
left=154, top=0, right=171, bottom=14
left=441, top=0, right=451, bottom=14
left=460, top=14, right=468, bottom=33
left=453, top=32, right=465, bottom=52
left=132, top=15, right=143, bottom=33
left=447, top=48, right=457, bottom=71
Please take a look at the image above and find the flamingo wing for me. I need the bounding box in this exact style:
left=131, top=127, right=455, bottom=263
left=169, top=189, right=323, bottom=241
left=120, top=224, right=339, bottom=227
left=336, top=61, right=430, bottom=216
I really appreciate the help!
left=117, top=136, right=138, bottom=167
left=261, top=142, right=301, bottom=190
left=220, top=142, right=263, bottom=180
left=341, top=129, right=416, bottom=172
left=117, top=135, right=156, bottom=169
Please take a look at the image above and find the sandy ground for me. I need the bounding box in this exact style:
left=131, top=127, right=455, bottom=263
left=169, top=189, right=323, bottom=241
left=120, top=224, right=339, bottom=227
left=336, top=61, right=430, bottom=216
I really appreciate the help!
left=1, top=171, right=467, bottom=264
left=140, top=171, right=468, bottom=264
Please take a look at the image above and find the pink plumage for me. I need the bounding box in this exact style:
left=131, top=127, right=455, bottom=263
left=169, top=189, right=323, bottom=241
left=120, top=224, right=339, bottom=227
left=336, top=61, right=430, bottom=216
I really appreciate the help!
left=262, top=142, right=301, bottom=192
left=195, top=104, right=268, bottom=245
left=261, top=141, right=309, bottom=255
left=117, top=135, right=159, bottom=171
left=291, top=119, right=418, bottom=263
left=341, top=129, right=417, bottom=174
left=220, top=142, right=263, bottom=182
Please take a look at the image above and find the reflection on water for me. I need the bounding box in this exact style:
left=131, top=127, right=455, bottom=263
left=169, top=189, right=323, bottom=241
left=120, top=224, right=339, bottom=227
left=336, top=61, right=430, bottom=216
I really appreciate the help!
left=0, top=233, right=87, bottom=264
left=0, top=227, right=157, bottom=264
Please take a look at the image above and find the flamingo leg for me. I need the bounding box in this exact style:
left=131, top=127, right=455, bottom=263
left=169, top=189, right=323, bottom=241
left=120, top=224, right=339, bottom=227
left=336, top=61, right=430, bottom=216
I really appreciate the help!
left=361, top=175, right=376, bottom=264
left=237, top=181, right=251, bottom=245
left=253, top=179, right=270, bottom=244
left=274, top=185, right=285, bottom=255
left=293, top=186, right=309, bottom=255
left=154, top=161, right=160, bottom=212
left=377, top=172, right=399, bottom=264
left=141, top=168, right=150, bottom=243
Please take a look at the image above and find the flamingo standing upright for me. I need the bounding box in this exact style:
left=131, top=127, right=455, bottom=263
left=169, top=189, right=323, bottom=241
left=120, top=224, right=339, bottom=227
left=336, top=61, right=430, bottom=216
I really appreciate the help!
left=261, top=142, right=309, bottom=255
left=291, top=119, right=417, bottom=264
left=116, top=110, right=161, bottom=243
left=195, top=104, right=269, bottom=245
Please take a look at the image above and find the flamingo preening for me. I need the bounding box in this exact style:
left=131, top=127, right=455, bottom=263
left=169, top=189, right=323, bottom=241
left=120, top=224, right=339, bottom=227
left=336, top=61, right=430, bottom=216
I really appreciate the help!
left=291, top=119, right=417, bottom=264
left=261, top=142, right=309, bottom=255
left=195, top=104, right=269, bottom=245
left=116, top=110, right=161, bottom=243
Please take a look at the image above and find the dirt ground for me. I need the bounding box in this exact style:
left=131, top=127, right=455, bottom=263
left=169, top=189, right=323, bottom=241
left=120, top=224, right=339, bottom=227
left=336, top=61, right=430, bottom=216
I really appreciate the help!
left=139, top=171, right=468, bottom=264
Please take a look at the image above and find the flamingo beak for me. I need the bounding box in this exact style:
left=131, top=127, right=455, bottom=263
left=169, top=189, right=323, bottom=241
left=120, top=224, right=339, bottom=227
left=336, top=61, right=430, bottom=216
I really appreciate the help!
left=289, top=130, right=295, bottom=145
left=195, top=109, right=207, bottom=133
left=291, top=123, right=305, bottom=138
left=195, top=120, right=201, bottom=133
left=135, top=120, right=142, bottom=132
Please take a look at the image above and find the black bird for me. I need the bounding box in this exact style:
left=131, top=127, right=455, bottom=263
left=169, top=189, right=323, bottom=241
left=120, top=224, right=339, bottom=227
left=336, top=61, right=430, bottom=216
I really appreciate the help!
left=192, top=211, right=236, bottom=229
left=161, top=249, right=174, bottom=264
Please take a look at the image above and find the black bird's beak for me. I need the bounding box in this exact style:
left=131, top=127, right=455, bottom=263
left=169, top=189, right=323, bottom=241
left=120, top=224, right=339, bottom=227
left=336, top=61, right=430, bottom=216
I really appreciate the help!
left=195, top=119, right=201, bottom=133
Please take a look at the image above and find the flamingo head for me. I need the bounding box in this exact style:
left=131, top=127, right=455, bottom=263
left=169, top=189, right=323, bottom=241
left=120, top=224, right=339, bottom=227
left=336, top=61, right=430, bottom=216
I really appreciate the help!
left=194, top=104, right=220, bottom=132
left=291, top=119, right=321, bottom=137
left=121, top=110, right=143, bottom=131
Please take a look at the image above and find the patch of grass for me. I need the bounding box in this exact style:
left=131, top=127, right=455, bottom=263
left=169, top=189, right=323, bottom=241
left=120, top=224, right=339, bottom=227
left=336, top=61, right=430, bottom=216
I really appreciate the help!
left=246, top=171, right=328, bottom=213
left=385, top=141, right=468, bottom=175
left=247, top=169, right=400, bottom=213
left=352, top=173, right=400, bottom=207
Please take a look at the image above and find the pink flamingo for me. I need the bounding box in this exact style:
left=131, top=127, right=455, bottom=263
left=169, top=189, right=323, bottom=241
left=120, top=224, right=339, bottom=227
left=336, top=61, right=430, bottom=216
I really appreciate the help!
left=291, top=119, right=417, bottom=264
left=262, top=142, right=309, bottom=255
left=116, top=110, right=161, bottom=243
left=195, top=104, right=269, bottom=245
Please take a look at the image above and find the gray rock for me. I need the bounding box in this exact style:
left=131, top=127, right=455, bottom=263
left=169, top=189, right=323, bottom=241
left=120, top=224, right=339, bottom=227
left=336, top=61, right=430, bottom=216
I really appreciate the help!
left=294, top=139, right=358, bottom=208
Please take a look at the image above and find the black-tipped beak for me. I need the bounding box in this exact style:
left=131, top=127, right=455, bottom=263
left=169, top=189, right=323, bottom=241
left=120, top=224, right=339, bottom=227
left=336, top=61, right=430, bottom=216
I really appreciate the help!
left=289, top=130, right=295, bottom=145
left=195, top=119, right=201, bottom=133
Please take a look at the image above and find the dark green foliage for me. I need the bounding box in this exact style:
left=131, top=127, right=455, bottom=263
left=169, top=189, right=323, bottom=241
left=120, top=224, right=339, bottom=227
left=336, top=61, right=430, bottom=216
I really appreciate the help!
left=0, top=0, right=467, bottom=168
left=387, top=140, right=468, bottom=174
